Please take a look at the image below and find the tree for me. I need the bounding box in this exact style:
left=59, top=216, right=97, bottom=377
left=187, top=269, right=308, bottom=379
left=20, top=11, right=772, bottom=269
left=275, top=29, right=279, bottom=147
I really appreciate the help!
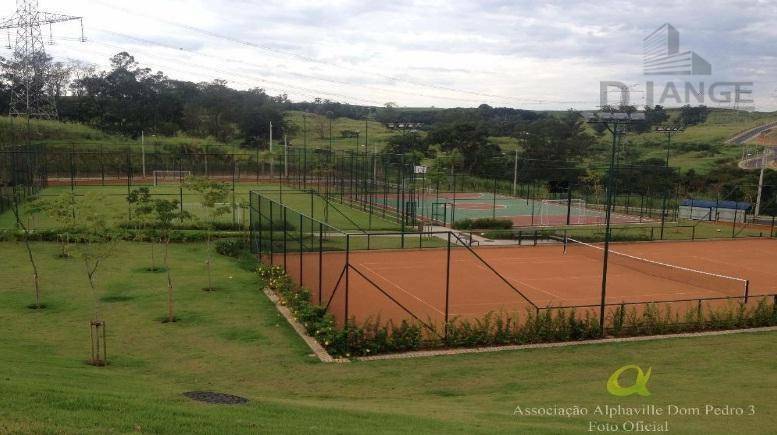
left=149, top=198, right=190, bottom=323
left=183, top=177, right=230, bottom=291
left=73, top=193, right=117, bottom=366
left=518, top=111, right=595, bottom=187
left=32, top=192, right=79, bottom=258
left=127, top=187, right=160, bottom=271
left=6, top=188, right=43, bottom=309
left=679, top=105, right=710, bottom=126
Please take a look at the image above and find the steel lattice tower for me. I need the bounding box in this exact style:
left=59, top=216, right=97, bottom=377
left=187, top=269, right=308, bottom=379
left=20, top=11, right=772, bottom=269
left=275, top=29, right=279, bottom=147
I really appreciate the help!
left=0, top=0, right=84, bottom=119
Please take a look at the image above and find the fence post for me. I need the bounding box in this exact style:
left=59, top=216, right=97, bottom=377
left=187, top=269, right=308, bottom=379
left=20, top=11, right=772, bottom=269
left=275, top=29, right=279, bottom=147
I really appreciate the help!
left=299, top=214, right=304, bottom=284
left=269, top=201, right=274, bottom=266
left=345, top=234, right=350, bottom=333
left=179, top=187, right=184, bottom=222
left=257, top=194, right=262, bottom=256
left=99, top=144, right=105, bottom=186
left=283, top=208, right=288, bottom=271
left=318, top=222, right=323, bottom=305
left=492, top=177, right=498, bottom=220
left=744, top=280, right=750, bottom=304
left=444, top=232, right=452, bottom=340
left=69, top=145, right=75, bottom=191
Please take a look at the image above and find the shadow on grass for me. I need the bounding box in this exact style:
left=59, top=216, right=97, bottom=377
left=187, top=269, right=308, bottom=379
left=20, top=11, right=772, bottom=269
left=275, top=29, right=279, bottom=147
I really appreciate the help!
left=100, top=294, right=135, bottom=303
left=131, top=266, right=168, bottom=274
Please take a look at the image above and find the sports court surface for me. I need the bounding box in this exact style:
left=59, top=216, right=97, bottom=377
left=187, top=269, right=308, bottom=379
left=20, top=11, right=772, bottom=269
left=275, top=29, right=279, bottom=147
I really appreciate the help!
left=368, top=192, right=646, bottom=226
left=284, top=238, right=777, bottom=327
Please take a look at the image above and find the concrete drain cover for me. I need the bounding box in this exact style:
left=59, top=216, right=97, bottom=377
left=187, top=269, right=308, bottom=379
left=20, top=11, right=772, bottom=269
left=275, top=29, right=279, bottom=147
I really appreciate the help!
left=183, top=391, right=248, bottom=405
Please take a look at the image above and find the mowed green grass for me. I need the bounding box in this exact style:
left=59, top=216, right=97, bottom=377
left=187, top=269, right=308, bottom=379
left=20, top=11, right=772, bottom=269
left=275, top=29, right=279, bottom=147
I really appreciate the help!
left=285, top=111, right=399, bottom=152
left=1, top=242, right=776, bottom=434
left=0, top=184, right=264, bottom=229
left=257, top=187, right=402, bottom=232
left=1, top=184, right=402, bottom=232
left=0, top=116, right=239, bottom=153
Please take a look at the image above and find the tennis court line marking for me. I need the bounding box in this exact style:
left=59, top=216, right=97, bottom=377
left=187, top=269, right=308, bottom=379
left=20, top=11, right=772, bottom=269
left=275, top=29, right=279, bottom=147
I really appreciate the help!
left=469, top=262, right=563, bottom=301
left=357, top=262, right=444, bottom=315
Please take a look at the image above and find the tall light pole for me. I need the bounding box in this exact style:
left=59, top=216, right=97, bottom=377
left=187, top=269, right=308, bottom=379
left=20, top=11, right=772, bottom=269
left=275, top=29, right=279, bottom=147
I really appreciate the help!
left=269, top=121, right=273, bottom=179
left=754, top=133, right=773, bottom=218
left=583, top=111, right=645, bottom=334
left=141, top=130, right=146, bottom=179
left=513, top=131, right=529, bottom=197
left=656, top=126, right=683, bottom=238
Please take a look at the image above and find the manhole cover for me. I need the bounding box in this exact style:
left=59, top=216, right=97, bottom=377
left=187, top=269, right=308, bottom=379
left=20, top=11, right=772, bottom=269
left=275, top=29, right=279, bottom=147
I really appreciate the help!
left=183, top=391, right=248, bottom=405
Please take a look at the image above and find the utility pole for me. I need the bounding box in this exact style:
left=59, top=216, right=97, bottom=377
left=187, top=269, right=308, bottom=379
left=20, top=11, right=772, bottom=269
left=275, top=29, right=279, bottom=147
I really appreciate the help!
left=284, top=134, right=288, bottom=178
left=1, top=0, right=85, bottom=120
left=514, top=131, right=529, bottom=197
left=141, top=130, right=146, bottom=179
left=656, top=126, right=684, bottom=239
left=584, top=111, right=645, bottom=334
left=328, top=115, right=333, bottom=153
left=755, top=147, right=771, bottom=218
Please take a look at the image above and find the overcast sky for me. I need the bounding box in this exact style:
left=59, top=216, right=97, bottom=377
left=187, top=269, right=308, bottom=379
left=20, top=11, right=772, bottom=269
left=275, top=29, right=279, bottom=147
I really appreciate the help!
left=9, top=0, right=777, bottom=110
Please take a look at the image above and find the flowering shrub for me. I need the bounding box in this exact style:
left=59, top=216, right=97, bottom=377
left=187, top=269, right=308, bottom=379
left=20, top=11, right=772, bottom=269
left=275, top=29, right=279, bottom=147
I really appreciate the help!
left=258, top=264, right=777, bottom=358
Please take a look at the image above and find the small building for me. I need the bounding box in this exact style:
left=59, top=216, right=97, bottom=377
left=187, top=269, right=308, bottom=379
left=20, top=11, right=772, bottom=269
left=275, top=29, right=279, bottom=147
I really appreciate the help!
left=679, top=199, right=751, bottom=223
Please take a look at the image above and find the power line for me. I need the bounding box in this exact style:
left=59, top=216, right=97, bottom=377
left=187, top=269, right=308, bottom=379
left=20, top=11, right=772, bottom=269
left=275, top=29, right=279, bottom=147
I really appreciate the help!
left=92, top=28, right=494, bottom=106
left=90, top=1, right=601, bottom=107
left=0, top=0, right=85, bottom=119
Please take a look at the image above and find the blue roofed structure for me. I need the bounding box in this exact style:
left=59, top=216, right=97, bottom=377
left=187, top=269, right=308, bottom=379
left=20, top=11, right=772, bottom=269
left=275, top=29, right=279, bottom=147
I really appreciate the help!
left=680, top=199, right=752, bottom=211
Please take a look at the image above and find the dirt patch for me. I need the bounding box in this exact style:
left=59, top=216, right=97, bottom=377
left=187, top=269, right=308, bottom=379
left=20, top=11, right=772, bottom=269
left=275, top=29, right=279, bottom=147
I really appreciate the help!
left=183, top=391, right=248, bottom=405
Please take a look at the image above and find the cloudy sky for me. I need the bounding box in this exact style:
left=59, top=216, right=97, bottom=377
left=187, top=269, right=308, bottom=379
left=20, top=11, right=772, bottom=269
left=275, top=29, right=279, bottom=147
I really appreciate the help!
left=8, top=0, right=777, bottom=110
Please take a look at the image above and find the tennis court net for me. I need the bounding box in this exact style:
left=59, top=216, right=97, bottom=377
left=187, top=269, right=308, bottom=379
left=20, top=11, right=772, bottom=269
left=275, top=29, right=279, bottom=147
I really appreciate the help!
left=564, top=238, right=749, bottom=297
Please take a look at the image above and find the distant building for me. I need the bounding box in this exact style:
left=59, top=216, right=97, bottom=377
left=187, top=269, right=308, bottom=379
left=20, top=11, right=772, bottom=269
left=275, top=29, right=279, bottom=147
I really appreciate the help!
left=679, top=199, right=751, bottom=223
left=643, top=23, right=711, bottom=75
left=386, top=122, right=423, bottom=130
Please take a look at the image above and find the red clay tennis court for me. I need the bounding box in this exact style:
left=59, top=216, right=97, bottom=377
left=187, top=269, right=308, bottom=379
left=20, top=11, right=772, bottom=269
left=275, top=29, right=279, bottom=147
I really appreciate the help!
left=283, top=238, right=777, bottom=328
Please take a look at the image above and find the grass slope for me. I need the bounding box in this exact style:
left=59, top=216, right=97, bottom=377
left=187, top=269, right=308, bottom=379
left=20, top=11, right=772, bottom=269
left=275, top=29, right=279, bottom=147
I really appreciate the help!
left=284, top=111, right=399, bottom=152
left=1, top=242, right=776, bottom=434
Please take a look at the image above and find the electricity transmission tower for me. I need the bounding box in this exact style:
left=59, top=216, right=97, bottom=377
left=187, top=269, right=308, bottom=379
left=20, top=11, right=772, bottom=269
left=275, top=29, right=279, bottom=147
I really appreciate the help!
left=0, top=0, right=84, bottom=119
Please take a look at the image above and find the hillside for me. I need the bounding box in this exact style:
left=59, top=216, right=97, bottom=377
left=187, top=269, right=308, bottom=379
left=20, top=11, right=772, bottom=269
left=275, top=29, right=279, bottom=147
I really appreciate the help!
left=3, top=108, right=777, bottom=176
left=591, top=109, right=777, bottom=173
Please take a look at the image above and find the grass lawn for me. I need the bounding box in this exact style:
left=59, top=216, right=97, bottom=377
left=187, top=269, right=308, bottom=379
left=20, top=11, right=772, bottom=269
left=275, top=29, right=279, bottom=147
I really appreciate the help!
left=255, top=187, right=403, bottom=232
left=284, top=111, right=399, bottom=152
left=560, top=220, right=774, bottom=242
left=1, top=241, right=775, bottom=433
left=0, top=184, right=266, bottom=230
left=1, top=183, right=403, bottom=233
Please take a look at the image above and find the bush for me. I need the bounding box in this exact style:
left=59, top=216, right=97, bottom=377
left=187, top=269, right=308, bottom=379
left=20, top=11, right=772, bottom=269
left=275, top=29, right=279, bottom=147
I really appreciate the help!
left=0, top=228, right=244, bottom=243
left=215, top=238, right=248, bottom=257
left=452, top=218, right=513, bottom=230
left=257, top=264, right=777, bottom=358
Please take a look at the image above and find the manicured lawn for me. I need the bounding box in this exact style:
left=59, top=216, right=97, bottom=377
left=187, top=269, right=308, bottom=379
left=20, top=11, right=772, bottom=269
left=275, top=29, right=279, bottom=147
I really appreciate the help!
left=256, top=187, right=403, bottom=232
left=1, top=242, right=775, bottom=434
left=1, top=184, right=403, bottom=233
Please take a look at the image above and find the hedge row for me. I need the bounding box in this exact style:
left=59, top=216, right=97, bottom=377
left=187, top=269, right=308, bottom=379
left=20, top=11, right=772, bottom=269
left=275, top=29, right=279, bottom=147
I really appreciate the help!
left=259, top=264, right=777, bottom=358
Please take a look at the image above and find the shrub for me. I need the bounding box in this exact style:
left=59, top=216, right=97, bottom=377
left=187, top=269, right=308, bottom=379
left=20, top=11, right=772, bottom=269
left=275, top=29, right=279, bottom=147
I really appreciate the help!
left=452, top=218, right=513, bottom=230
left=257, top=264, right=777, bottom=358
left=215, top=238, right=248, bottom=258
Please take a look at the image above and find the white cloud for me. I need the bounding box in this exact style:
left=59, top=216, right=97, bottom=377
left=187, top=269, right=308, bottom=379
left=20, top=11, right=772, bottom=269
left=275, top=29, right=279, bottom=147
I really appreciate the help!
left=5, top=0, right=775, bottom=110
